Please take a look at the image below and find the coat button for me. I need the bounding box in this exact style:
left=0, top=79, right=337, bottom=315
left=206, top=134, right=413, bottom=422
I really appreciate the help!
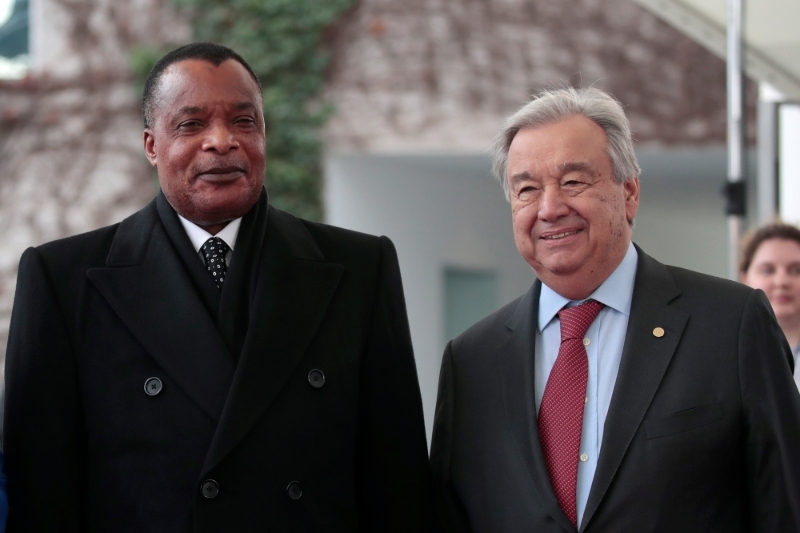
left=308, top=369, right=325, bottom=388
left=201, top=479, right=219, bottom=499
left=144, top=377, right=163, bottom=396
left=286, top=481, right=303, bottom=500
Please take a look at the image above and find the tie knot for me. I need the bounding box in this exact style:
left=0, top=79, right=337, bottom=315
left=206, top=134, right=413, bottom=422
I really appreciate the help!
left=201, top=237, right=229, bottom=260
left=558, top=299, right=604, bottom=341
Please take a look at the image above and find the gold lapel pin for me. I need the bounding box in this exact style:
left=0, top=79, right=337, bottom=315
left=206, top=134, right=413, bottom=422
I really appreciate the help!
left=653, top=327, right=665, bottom=338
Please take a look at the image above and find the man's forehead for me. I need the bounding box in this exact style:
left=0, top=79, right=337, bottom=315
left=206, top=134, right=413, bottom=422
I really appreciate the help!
left=508, top=120, right=609, bottom=172
left=165, top=57, right=235, bottom=74
left=512, top=116, right=608, bottom=149
left=151, top=59, right=262, bottom=120
left=161, top=59, right=251, bottom=87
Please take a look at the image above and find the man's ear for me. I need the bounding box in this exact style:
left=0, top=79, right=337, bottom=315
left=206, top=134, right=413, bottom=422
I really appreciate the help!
left=143, top=129, right=157, bottom=167
left=624, top=177, right=640, bottom=223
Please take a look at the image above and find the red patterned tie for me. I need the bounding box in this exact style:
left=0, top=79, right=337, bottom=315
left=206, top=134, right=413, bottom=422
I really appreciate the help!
left=538, top=299, right=604, bottom=527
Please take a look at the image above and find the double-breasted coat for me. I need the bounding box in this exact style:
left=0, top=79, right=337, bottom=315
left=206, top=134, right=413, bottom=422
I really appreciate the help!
left=4, top=190, right=433, bottom=532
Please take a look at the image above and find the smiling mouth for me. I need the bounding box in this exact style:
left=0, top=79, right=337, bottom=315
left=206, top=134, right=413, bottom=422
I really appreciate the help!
left=196, top=167, right=247, bottom=183
left=199, top=166, right=244, bottom=175
left=542, top=230, right=580, bottom=240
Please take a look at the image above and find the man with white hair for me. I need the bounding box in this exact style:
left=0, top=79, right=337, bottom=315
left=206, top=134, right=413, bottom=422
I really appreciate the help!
left=430, top=87, right=800, bottom=532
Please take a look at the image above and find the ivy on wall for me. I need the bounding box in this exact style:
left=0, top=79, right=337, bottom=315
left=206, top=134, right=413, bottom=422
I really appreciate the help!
left=132, top=0, right=353, bottom=221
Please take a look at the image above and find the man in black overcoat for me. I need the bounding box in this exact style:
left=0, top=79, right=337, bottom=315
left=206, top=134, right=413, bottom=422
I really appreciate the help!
left=4, top=42, right=433, bottom=532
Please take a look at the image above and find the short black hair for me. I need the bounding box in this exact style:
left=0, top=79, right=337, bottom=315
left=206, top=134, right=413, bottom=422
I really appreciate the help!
left=142, top=42, right=262, bottom=129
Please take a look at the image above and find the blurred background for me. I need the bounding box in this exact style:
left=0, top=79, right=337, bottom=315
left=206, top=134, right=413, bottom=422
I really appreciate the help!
left=1, top=0, right=798, bottom=440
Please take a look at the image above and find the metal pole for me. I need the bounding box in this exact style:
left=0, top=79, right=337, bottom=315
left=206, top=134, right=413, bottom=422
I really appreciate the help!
left=756, top=94, right=777, bottom=225
left=726, top=0, right=746, bottom=280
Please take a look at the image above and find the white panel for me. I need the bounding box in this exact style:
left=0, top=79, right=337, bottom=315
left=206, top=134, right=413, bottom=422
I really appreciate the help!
left=779, top=104, right=800, bottom=225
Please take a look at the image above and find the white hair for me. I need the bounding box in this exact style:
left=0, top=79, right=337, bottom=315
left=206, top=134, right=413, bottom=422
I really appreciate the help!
left=491, top=87, right=641, bottom=200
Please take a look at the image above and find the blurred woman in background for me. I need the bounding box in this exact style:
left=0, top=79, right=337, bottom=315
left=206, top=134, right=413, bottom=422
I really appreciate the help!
left=740, top=223, right=800, bottom=389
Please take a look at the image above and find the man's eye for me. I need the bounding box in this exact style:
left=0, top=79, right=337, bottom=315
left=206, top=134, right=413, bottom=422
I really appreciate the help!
left=178, top=121, right=202, bottom=129
left=516, top=186, right=539, bottom=201
left=236, top=117, right=256, bottom=126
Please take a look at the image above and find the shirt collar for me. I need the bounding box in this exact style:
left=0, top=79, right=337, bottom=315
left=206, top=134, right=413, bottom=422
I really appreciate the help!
left=177, top=215, right=242, bottom=254
left=538, top=241, right=639, bottom=333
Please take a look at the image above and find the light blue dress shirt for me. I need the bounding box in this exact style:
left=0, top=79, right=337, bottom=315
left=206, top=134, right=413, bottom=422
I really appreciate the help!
left=534, top=242, right=638, bottom=528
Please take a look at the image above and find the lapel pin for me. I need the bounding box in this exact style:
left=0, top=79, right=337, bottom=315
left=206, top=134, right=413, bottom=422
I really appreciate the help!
left=653, top=327, right=665, bottom=338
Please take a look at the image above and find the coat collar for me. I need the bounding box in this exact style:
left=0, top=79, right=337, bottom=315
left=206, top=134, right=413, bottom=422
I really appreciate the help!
left=499, top=281, right=579, bottom=533
left=200, top=206, right=343, bottom=475
left=155, top=192, right=222, bottom=319
left=87, top=199, right=236, bottom=422
left=87, top=196, right=343, bottom=479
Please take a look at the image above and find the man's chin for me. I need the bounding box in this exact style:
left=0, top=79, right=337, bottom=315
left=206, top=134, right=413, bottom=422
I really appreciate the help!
left=530, top=252, right=586, bottom=277
left=177, top=193, right=260, bottom=228
left=188, top=205, right=250, bottom=227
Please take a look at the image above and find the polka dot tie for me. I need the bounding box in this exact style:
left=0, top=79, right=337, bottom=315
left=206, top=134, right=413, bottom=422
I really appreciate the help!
left=538, top=299, right=604, bottom=527
left=201, top=237, right=229, bottom=289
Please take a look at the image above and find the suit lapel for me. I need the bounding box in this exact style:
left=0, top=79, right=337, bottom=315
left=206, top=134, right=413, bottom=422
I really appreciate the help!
left=217, top=189, right=269, bottom=361
left=201, top=206, right=344, bottom=475
left=499, top=281, right=577, bottom=533
left=87, top=201, right=235, bottom=422
left=580, top=248, right=688, bottom=530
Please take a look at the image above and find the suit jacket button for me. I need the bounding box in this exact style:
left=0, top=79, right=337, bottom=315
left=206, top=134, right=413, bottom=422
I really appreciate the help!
left=144, top=377, right=163, bottom=396
left=286, top=481, right=303, bottom=500
left=201, top=479, right=219, bottom=499
left=308, top=369, right=325, bottom=388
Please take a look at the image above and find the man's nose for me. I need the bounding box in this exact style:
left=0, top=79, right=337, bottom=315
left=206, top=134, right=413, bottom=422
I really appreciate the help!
left=537, top=184, right=570, bottom=221
left=202, top=123, right=239, bottom=154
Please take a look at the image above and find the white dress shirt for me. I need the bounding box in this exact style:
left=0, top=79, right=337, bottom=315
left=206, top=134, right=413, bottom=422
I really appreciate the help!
left=177, top=215, right=242, bottom=267
left=535, top=242, right=638, bottom=528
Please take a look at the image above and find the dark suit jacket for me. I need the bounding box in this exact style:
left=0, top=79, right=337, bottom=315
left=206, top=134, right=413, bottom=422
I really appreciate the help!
left=430, top=246, right=800, bottom=533
left=4, top=192, right=433, bottom=532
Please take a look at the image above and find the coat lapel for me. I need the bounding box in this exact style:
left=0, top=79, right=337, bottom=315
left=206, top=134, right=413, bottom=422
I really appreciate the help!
left=498, top=281, right=577, bottom=533
left=201, top=207, right=344, bottom=475
left=580, top=247, right=688, bottom=530
left=86, top=200, right=236, bottom=422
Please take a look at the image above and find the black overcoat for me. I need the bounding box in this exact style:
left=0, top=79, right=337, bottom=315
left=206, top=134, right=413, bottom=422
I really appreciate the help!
left=4, top=192, right=433, bottom=532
